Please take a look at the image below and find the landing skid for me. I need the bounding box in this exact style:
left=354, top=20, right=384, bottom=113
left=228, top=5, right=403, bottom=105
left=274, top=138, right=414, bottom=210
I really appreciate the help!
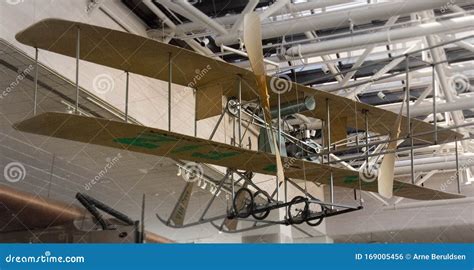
left=156, top=167, right=363, bottom=235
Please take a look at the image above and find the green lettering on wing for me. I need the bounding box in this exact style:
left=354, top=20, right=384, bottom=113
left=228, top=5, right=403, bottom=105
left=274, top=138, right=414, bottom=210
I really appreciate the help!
left=113, top=131, right=178, bottom=149
left=343, top=175, right=358, bottom=184
left=192, top=151, right=238, bottom=160
left=113, top=138, right=159, bottom=149
left=263, top=164, right=277, bottom=173
left=171, top=144, right=202, bottom=154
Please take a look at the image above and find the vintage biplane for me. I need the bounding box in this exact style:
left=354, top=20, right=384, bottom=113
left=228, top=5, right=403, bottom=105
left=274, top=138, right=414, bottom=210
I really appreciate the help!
left=12, top=16, right=465, bottom=234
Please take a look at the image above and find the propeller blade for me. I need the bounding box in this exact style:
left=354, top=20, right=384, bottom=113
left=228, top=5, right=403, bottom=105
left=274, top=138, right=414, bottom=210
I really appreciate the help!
left=377, top=101, right=405, bottom=198
left=243, top=12, right=285, bottom=184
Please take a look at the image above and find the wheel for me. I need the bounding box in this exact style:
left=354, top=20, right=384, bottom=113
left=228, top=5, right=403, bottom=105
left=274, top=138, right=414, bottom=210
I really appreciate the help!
left=287, top=196, right=308, bottom=225
left=251, top=191, right=271, bottom=220
left=305, top=200, right=327, bottom=227
left=306, top=216, right=324, bottom=226
left=226, top=98, right=239, bottom=116
left=306, top=203, right=327, bottom=227
left=233, top=188, right=254, bottom=218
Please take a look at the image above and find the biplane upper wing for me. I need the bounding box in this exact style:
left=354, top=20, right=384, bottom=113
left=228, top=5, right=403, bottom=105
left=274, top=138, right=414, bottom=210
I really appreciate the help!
left=14, top=112, right=464, bottom=201
left=15, top=19, right=462, bottom=144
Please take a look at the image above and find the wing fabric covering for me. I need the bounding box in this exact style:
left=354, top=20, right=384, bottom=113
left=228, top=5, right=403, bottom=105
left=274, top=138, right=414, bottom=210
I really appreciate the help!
left=13, top=112, right=465, bottom=201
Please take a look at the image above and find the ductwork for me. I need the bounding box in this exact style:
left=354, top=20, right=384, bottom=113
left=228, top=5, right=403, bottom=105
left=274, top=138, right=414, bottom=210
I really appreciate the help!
left=315, top=64, right=474, bottom=92
left=380, top=94, right=474, bottom=117
left=419, top=11, right=468, bottom=147
left=215, top=0, right=471, bottom=45
left=172, top=0, right=228, bottom=35
left=166, top=0, right=352, bottom=34
left=285, top=15, right=474, bottom=57
left=0, top=185, right=173, bottom=243
left=144, top=0, right=219, bottom=57
left=394, top=154, right=474, bottom=175
left=384, top=196, right=474, bottom=210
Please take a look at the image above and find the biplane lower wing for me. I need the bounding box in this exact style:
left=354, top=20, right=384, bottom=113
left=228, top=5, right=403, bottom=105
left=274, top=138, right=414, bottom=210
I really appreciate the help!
left=14, top=113, right=464, bottom=201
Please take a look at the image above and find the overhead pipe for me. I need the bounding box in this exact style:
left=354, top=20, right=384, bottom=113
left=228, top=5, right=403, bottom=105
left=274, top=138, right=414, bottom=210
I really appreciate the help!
left=384, top=197, right=474, bottom=210
left=144, top=0, right=219, bottom=57
left=394, top=154, right=474, bottom=175
left=221, top=45, right=279, bottom=66
left=215, top=0, right=472, bottom=45
left=259, top=0, right=291, bottom=20
left=315, top=64, right=474, bottom=92
left=167, top=0, right=352, bottom=34
left=285, top=15, right=474, bottom=57
left=380, top=94, right=474, bottom=117
left=420, top=11, right=467, bottom=143
left=395, top=154, right=474, bottom=168
left=143, top=0, right=176, bottom=31
left=230, top=0, right=259, bottom=33
left=172, top=0, right=228, bottom=35
left=348, top=42, right=420, bottom=98
left=155, top=0, right=197, bottom=21
left=394, top=161, right=469, bottom=175
left=445, top=34, right=474, bottom=53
